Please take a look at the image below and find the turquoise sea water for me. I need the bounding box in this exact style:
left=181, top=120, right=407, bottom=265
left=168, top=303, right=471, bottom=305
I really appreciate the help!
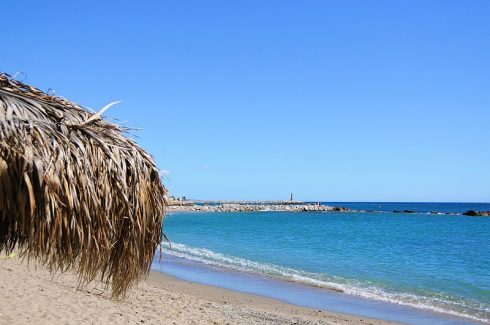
left=162, top=204, right=490, bottom=323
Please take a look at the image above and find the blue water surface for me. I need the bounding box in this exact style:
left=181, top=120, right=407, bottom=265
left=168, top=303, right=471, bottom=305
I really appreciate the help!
left=162, top=206, right=490, bottom=322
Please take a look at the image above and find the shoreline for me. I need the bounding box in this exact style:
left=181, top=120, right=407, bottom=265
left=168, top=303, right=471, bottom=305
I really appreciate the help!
left=148, top=270, right=393, bottom=324
left=0, top=255, right=392, bottom=324
left=156, top=253, right=482, bottom=325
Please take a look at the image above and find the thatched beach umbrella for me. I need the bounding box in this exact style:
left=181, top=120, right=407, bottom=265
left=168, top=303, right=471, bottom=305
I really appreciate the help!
left=0, top=73, right=167, bottom=297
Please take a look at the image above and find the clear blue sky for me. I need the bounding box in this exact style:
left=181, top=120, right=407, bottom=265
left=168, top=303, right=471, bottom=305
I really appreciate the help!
left=2, top=1, right=489, bottom=202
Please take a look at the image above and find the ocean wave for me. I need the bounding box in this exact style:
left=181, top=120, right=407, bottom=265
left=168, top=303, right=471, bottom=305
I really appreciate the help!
left=159, top=242, right=490, bottom=323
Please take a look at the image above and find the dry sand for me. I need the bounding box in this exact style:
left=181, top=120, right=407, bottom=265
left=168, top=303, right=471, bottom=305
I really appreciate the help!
left=0, top=255, right=395, bottom=325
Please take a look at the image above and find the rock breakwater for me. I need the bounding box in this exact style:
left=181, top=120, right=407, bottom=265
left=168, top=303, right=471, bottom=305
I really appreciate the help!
left=168, top=202, right=351, bottom=213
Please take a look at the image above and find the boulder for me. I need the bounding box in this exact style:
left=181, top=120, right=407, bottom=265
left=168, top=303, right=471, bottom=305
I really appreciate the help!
left=332, top=206, right=349, bottom=212
left=463, top=210, right=481, bottom=216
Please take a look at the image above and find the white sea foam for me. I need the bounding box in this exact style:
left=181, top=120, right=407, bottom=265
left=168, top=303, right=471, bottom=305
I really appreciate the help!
left=159, top=242, right=489, bottom=323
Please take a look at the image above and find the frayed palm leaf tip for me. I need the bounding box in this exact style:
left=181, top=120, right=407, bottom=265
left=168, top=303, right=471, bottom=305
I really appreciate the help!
left=0, top=73, right=167, bottom=298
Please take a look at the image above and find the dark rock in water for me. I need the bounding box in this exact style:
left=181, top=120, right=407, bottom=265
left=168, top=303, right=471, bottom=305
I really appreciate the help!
left=430, top=211, right=439, bottom=214
left=403, top=210, right=415, bottom=213
left=332, top=206, right=350, bottom=212
left=463, top=210, right=490, bottom=216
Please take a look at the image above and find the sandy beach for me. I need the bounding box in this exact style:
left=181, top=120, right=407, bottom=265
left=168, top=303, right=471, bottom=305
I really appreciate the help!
left=0, top=255, right=393, bottom=325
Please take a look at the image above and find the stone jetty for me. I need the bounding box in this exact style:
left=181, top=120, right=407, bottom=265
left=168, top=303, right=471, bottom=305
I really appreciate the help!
left=168, top=201, right=351, bottom=213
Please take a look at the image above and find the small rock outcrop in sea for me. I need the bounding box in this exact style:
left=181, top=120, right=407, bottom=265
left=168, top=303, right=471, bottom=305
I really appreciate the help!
left=463, top=210, right=490, bottom=217
left=332, top=206, right=350, bottom=212
left=392, top=210, right=416, bottom=214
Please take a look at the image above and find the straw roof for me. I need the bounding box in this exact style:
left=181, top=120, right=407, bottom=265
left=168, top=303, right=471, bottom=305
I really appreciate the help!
left=0, top=73, right=167, bottom=298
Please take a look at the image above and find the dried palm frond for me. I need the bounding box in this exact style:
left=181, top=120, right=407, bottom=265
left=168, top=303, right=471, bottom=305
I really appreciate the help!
left=0, top=73, right=167, bottom=298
